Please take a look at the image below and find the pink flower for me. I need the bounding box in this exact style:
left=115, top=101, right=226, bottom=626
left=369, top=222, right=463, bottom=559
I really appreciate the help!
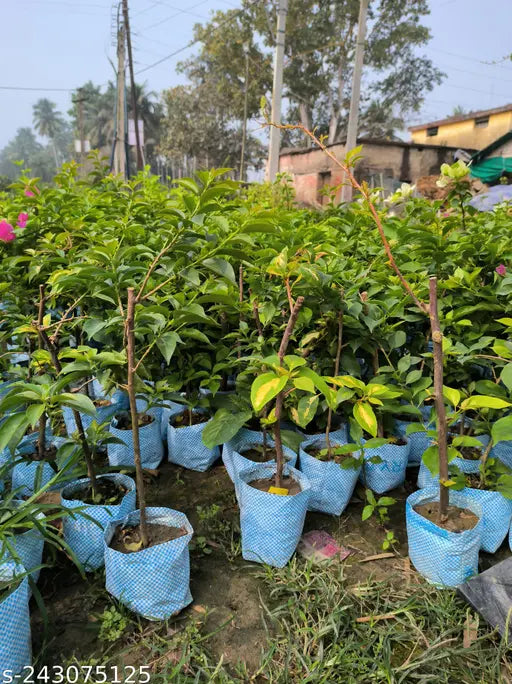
left=496, top=264, right=507, bottom=276
left=24, top=188, right=35, bottom=197
left=0, top=220, right=15, bottom=242
left=16, top=212, right=28, bottom=228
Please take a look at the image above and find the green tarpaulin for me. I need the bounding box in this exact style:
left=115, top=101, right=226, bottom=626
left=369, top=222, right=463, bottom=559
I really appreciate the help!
left=471, top=157, right=512, bottom=183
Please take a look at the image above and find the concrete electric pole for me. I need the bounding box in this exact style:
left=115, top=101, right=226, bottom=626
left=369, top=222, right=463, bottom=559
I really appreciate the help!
left=122, top=0, right=143, bottom=171
left=342, top=0, right=369, bottom=203
left=239, top=44, right=250, bottom=181
left=114, top=16, right=127, bottom=177
left=266, top=0, right=288, bottom=182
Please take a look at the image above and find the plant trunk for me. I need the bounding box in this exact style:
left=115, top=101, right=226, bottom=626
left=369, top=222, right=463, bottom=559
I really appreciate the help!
left=326, top=303, right=343, bottom=456
left=126, top=287, right=148, bottom=547
left=37, top=413, right=46, bottom=460
left=429, top=276, right=449, bottom=521
left=372, top=349, right=384, bottom=438
left=273, top=296, right=305, bottom=488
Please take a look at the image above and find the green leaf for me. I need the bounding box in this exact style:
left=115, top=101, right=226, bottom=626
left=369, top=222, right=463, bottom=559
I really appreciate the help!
left=460, top=395, right=511, bottom=411
left=284, top=355, right=306, bottom=371
left=250, top=373, right=287, bottom=413
left=377, top=497, right=396, bottom=507
left=443, top=386, right=460, bottom=408
left=0, top=413, right=29, bottom=453
left=405, top=369, right=422, bottom=385
left=201, top=409, right=252, bottom=449
left=422, top=445, right=440, bottom=476
left=354, top=402, right=377, bottom=438
left=293, top=374, right=316, bottom=393
left=156, top=332, right=180, bottom=365
left=203, top=258, right=236, bottom=284
left=362, top=505, right=374, bottom=521
left=493, top=339, right=512, bottom=360
left=290, top=395, right=319, bottom=428
left=363, top=437, right=389, bottom=449
left=397, top=355, right=412, bottom=374
left=388, top=330, right=406, bottom=350
left=492, top=415, right=512, bottom=445
left=26, top=404, right=45, bottom=429
left=267, top=248, right=288, bottom=277
left=451, top=435, right=485, bottom=448
left=55, top=393, right=97, bottom=416
left=501, top=364, right=512, bottom=392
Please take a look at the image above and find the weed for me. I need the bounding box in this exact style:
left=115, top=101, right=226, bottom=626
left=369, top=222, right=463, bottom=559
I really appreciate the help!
left=98, top=605, right=130, bottom=643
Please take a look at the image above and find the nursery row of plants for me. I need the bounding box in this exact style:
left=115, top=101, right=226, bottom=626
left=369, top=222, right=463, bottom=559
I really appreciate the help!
left=1, top=152, right=512, bottom=676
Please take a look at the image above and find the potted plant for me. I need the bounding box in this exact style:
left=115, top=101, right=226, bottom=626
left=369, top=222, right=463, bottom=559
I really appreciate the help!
left=240, top=296, right=314, bottom=567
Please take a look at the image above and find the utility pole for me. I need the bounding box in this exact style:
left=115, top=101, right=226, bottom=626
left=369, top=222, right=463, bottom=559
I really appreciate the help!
left=123, top=0, right=143, bottom=171
left=72, top=87, right=87, bottom=169
left=114, top=16, right=127, bottom=177
left=266, top=0, right=288, bottom=182
left=239, top=44, right=250, bottom=181
left=341, top=0, right=369, bottom=203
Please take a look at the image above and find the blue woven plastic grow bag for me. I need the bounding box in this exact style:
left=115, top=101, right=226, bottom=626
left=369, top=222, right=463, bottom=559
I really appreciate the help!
left=11, top=436, right=69, bottom=497
left=0, top=502, right=44, bottom=583
left=406, top=487, right=483, bottom=587
left=238, top=463, right=311, bottom=567
left=395, top=420, right=432, bottom=465
left=107, top=412, right=163, bottom=470
left=0, top=564, right=31, bottom=676
left=298, top=437, right=360, bottom=515
left=62, top=400, right=120, bottom=436
left=104, top=507, right=193, bottom=620
left=61, top=473, right=136, bottom=571
left=360, top=439, right=410, bottom=493
left=167, top=409, right=220, bottom=472
left=222, top=431, right=297, bottom=498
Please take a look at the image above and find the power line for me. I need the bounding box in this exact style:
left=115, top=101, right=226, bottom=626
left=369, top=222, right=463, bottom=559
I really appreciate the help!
left=425, top=46, right=512, bottom=72
left=141, top=0, right=211, bottom=31
left=0, top=85, right=74, bottom=92
left=135, top=0, right=260, bottom=75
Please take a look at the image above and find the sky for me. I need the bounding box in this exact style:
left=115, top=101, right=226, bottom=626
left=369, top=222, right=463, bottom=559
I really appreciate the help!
left=0, top=0, right=511, bottom=149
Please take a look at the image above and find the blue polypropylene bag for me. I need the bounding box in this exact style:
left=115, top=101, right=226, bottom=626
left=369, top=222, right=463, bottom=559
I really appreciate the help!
left=222, top=431, right=297, bottom=496
left=0, top=503, right=44, bottom=583
left=238, top=463, right=311, bottom=568
left=104, top=507, right=193, bottom=620
left=417, top=458, right=512, bottom=553
left=11, top=436, right=69, bottom=497
left=491, top=440, right=512, bottom=469
left=406, top=487, right=483, bottom=587
left=360, top=440, right=410, bottom=493
left=61, top=473, right=136, bottom=572
left=62, top=401, right=120, bottom=436
left=395, top=420, right=432, bottom=465
left=298, top=437, right=361, bottom=516
left=107, top=413, right=163, bottom=470
left=167, top=410, right=220, bottom=472
left=159, top=401, right=181, bottom=440
left=0, top=564, right=31, bottom=676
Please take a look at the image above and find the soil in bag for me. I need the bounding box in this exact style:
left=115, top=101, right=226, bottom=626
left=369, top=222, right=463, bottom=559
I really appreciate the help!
left=249, top=476, right=302, bottom=496
left=172, top=411, right=209, bottom=428
left=68, top=479, right=128, bottom=506
left=304, top=445, right=356, bottom=465
left=240, top=445, right=280, bottom=463
left=115, top=412, right=154, bottom=430
left=414, top=502, right=479, bottom=533
left=110, top=523, right=188, bottom=554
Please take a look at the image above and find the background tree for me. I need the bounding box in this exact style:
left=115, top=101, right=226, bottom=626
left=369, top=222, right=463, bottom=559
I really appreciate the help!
left=0, top=127, right=54, bottom=182
left=32, top=99, right=66, bottom=168
left=189, top=0, right=442, bottom=143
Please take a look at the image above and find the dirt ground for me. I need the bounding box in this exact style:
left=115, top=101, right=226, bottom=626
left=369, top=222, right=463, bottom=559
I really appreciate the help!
left=30, top=457, right=512, bottom=675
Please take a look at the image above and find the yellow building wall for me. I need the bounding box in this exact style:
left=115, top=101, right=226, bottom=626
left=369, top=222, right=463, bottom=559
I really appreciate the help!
left=411, top=110, right=512, bottom=149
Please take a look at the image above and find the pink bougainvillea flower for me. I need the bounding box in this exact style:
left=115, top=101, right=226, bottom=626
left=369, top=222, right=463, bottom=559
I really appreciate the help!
left=24, top=188, right=35, bottom=197
left=16, top=212, right=28, bottom=228
left=0, top=220, right=15, bottom=242
left=496, top=264, right=507, bottom=276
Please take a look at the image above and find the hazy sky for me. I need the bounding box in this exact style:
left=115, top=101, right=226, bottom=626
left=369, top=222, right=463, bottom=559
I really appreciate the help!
left=0, top=0, right=510, bottom=149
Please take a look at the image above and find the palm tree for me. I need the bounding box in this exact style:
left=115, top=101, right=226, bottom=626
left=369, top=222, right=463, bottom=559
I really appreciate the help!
left=32, top=99, right=65, bottom=169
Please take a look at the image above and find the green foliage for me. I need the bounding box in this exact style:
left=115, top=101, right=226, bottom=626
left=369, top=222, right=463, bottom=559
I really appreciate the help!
left=98, top=605, right=129, bottom=643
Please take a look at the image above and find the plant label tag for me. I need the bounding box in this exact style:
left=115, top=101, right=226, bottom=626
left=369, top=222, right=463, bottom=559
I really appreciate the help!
left=268, top=486, right=289, bottom=496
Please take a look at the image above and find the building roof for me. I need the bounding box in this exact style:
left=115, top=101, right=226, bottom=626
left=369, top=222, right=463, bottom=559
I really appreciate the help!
left=471, top=129, right=512, bottom=164
left=408, top=103, right=512, bottom=132
left=280, top=136, right=473, bottom=157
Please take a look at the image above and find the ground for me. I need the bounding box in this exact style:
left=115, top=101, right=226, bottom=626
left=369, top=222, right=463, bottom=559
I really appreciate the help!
left=31, top=460, right=512, bottom=682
